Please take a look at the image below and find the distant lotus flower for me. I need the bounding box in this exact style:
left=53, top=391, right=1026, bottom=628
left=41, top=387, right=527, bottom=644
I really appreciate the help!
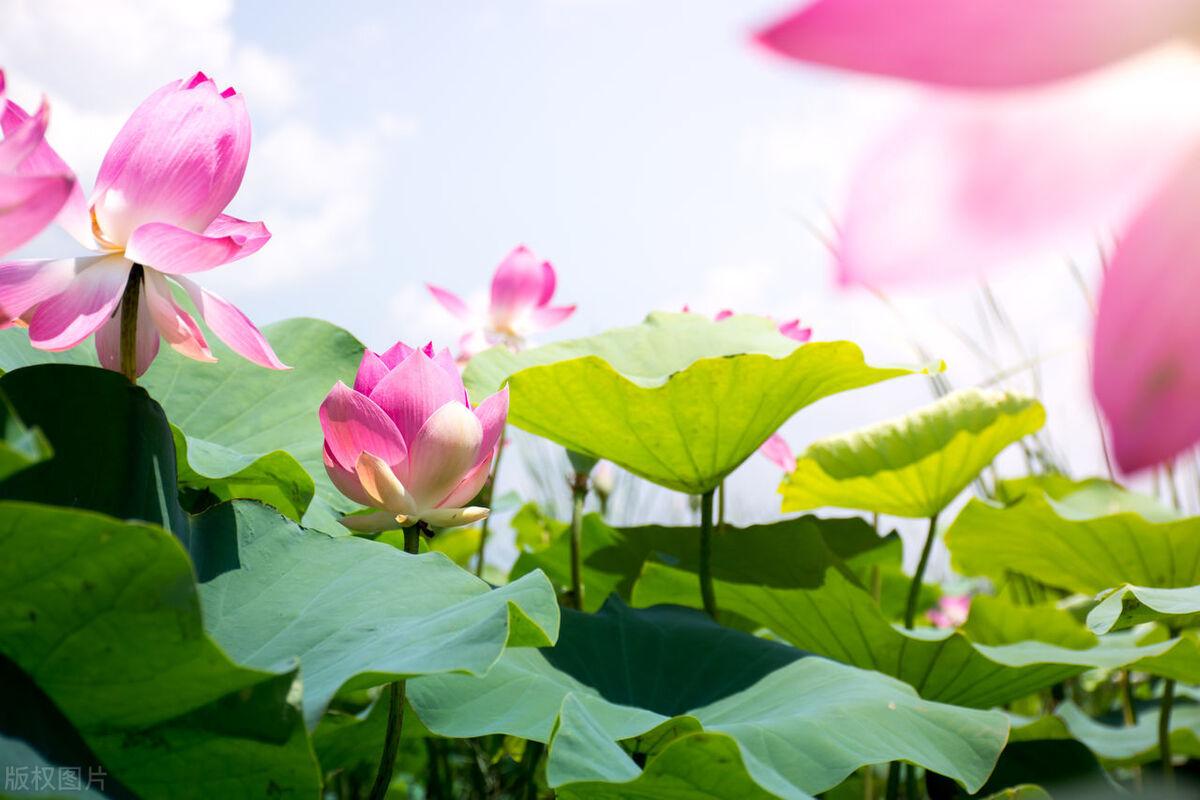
left=591, top=461, right=615, bottom=498
left=759, top=433, right=795, bottom=472
left=321, top=340, right=509, bottom=531
left=713, top=308, right=813, bottom=342
left=427, top=245, right=576, bottom=357
left=754, top=0, right=1200, bottom=472
left=0, top=70, right=75, bottom=256
left=0, top=72, right=285, bottom=376
left=927, top=595, right=972, bottom=629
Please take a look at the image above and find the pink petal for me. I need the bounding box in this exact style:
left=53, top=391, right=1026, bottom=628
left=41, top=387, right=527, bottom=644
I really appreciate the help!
left=124, top=216, right=270, bottom=274
left=714, top=309, right=734, bottom=321
left=437, top=452, right=494, bottom=509
left=753, top=0, right=1200, bottom=89
left=527, top=304, right=576, bottom=332
left=28, top=255, right=132, bottom=351
left=758, top=433, right=795, bottom=472
left=837, top=51, right=1200, bottom=288
left=379, top=340, right=416, bottom=369
left=91, top=73, right=251, bottom=246
left=0, top=97, right=50, bottom=172
left=319, top=381, right=407, bottom=472
left=95, top=290, right=160, bottom=377
left=354, top=452, right=415, bottom=515
left=0, top=99, right=90, bottom=248
left=404, top=401, right=483, bottom=509
left=432, top=346, right=467, bottom=402
left=0, top=174, right=74, bottom=257
left=490, top=245, right=550, bottom=316
left=426, top=284, right=473, bottom=321
left=323, top=442, right=375, bottom=508
left=0, top=257, right=79, bottom=323
left=421, top=506, right=489, bottom=529
left=472, top=387, right=508, bottom=466
left=173, top=275, right=289, bottom=370
left=353, top=350, right=390, bottom=396
left=369, top=347, right=469, bottom=444
left=778, top=319, right=813, bottom=342
left=535, top=260, right=557, bottom=306
left=142, top=269, right=214, bottom=363
left=1093, top=147, right=1200, bottom=472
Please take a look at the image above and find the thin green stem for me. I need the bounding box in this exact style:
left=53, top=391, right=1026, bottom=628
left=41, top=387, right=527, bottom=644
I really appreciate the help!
left=367, top=526, right=422, bottom=800
left=521, top=740, right=545, bottom=800
left=885, top=762, right=900, bottom=800
left=474, top=426, right=508, bottom=577
left=118, top=264, right=144, bottom=383
left=904, top=763, right=919, bottom=799
left=568, top=473, right=588, bottom=610
left=904, top=515, right=939, bottom=629
left=1160, top=676, right=1177, bottom=787
left=699, top=488, right=717, bottom=618
left=717, top=480, right=726, bottom=534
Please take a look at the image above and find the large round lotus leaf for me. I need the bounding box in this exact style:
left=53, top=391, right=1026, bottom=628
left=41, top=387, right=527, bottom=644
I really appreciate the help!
left=463, top=312, right=935, bottom=494
left=945, top=480, right=1200, bottom=594
left=0, top=318, right=363, bottom=531
left=0, top=501, right=320, bottom=799
left=409, top=598, right=1007, bottom=797
left=780, top=389, right=1045, bottom=518
left=195, top=501, right=559, bottom=727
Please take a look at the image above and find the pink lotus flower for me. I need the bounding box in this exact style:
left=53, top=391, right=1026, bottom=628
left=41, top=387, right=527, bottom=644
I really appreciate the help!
left=927, top=595, right=972, bottom=629
left=427, top=245, right=575, bottom=357
left=712, top=308, right=813, bottom=343
left=0, top=72, right=285, bottom=376
left=321, top=340, right=509, bottom=531
left=754, top=1, right=1200, bottom=472
left=0, top=71, right=75, bottom=256
left=759, top=432, right=795, bottom=472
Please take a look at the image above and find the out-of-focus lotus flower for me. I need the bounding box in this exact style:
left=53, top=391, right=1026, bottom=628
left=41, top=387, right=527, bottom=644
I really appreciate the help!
left=591, top=461, right=615, bottom=499
left=754, top=1, right=1200, bottom=473
left=759, top=433, right=795, bottom=472
left=0, top=71, right=75, bottom=256
left=927, top=594, right=971, bottom=629
left=321, top=340, right=509, bottom=531
left=0, top=72, right=285, bottom=376
left=712, top=308, right=813, bottom=342
left=427, top=245, right=575, bottom=357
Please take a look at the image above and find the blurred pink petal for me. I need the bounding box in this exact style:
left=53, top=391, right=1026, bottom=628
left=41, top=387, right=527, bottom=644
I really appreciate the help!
left=369, top=346, right=467, bottom=444
left=528, top=304, right=576, bottom=332
left=490, top=245, right=550, bottom=317
left=124, top=216, right=270, bottom=274
left=837, top=50, right=1200, bottom=287
left=759, top=433, right=795, bottom=472
left=0, top=257, right=78, bottom=324
left=95, top=292, right=159, bottom=377
left=754, top=0, right=1199, bottom=89
left=28, top=256, right=131, bottom=351
left=777, top=319, right=813, bottom=342
left=0, top=97, right=50, bottom=171
left=91, top=72, right=250, bottom=245
left=1094, top=148, right=1200, bottom=472
left=928, top=594, right=971, bottom=628
left=319, top=381, right=407, bottom=471
left=713, top=309, right=734, bottom=321
left=438, top=452, right=493, bottom=509
left=0, top=175, right=74, bottom=256
left=142, top=269, right=214, bottom=363
left=426, top=284, right=473, bottom=321
left=174, top=275, right=288, bottom=370
left=404, top=402, right=483, bottom=508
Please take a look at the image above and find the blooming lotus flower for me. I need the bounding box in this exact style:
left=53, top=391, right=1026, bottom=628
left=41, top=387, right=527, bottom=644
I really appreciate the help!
left=0, top=71, right=75, bottom=256
left=927, top=595, right=971, bottom=629
left=0, top=72, right=285, bottom=376
left=320, top=340, right=508, bottom=531
left=427, top=245, right=576, bottom=357
left=754, top=1, right=1200, bottom=472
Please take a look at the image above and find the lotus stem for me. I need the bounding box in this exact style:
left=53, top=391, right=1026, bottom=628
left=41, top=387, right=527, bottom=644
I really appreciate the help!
left=368, top=525, right=422, bottom=800
left=569, top=471, right=588, bottom=610
left=699, top=488, right=717, bottom=618
left=119, top=264, right=144, bottom=384
left=903, top=514, right=939, bottom=630
left=1159, top=676, right=1177, bottom=787
left=474, top=426, right=508, bottom=577
left=885, top=762, right=900, bottom=800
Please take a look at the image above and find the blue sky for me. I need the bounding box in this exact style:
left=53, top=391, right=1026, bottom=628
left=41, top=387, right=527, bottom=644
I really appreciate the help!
left=2, top=1, right=1137, bottom=569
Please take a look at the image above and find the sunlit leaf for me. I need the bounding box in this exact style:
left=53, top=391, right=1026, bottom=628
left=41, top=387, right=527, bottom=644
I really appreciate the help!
left=781, top=389, right=1044, bottom=517
left=464, top=312, right=934, bottom=494
left=1088, top=584, right=1200, bottom=634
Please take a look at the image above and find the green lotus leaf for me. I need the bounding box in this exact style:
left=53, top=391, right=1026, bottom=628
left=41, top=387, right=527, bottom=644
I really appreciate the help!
left=0, top=501, right=320, bottom=799
left=0, top=391, right=50, bottom=482
left=0, top=317, right=364, bottom=530
left=1011, top=700, right=1200, bottom=768
left=1087, top=584, right=1200, bottom=634
left=464, top=312, right=935, bottom=494
left=409, top=599, right=1007, bottom=797
left=195, top=501, right=559, bottom=727
left=946, top=481, right=1200, bottom=594
left=780, top=389, right=1045, bottom=518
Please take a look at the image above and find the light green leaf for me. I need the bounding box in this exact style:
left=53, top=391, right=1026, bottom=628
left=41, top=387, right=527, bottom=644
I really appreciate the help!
left=1012, top=701, right=1200, bottom=768
left=0, top=501, right=320, bottom=799
left=1088, top=584, right=1200, bottom=634
left=464, top=312, right=934, bottom=494
left=196, top=501, right=560, bottom=727
left=781, top=389, right=1044, bottom=518
left=946, top=481, right=1200, bottom=594
left=410, top=599, right=1007, bottom=797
